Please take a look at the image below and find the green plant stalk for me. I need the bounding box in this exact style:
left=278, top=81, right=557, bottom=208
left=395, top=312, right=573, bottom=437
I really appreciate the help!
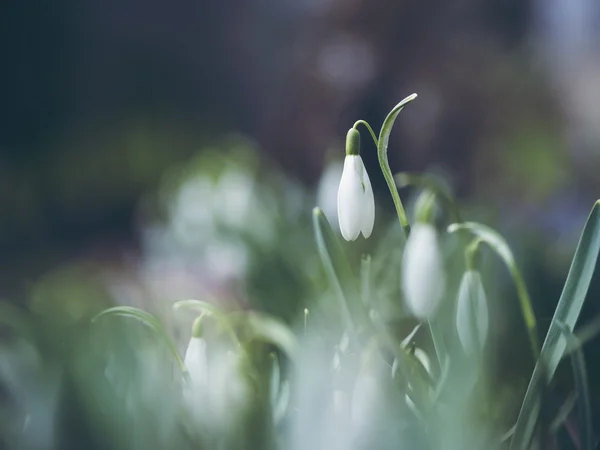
left=377, top=93, right=418, bottom=239
left=92, top=306, right=187, bottom=375
left=557, top=322, right=593, bottom=450
left=510, top=267, right=540, bottom=358
left=372, top=95, right=446, bottom=365
left=510, top=200, right=600, bottom=450
left=448, top=222, right=540, bottom=360
left=352, top=120, right=379, bottom=149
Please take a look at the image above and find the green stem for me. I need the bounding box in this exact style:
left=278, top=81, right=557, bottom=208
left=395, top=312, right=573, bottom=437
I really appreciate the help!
left=377, top=94, right=418, bottom=239
left=353, top=120, right=379, bottom=149
left=448, top=222, right=540, bottom=359
left=510, top=267, right=540, bottom=358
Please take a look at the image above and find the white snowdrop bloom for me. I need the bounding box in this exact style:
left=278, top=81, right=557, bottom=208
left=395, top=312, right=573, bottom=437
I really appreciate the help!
left=401, top=223, right=446, bottom=320
left=183, top=340, right=249, bottom=430
left=336, top=127, right=374, bottom=241
left=337, top=154, right=375, bottom=241
left=456, top=270, right=489, bottom=354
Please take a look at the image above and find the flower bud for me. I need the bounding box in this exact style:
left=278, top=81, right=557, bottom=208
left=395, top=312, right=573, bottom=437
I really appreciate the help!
left=455, top=270, right=489, bottom=354
left=401, top=223, right=446, bottom=320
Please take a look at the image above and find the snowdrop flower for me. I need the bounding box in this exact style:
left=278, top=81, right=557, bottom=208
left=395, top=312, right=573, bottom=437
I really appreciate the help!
left=401, top=219, right=446, bottom=320
left=337, top=128, right=375, bottom=241
left=183, top=317, right=208, bottom=387
left=456, top=270, right=489, bottom=354
left=183, top=315, right=249, bottom=430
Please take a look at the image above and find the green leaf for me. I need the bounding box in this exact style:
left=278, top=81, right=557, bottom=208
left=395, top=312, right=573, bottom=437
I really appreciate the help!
left=447, top=222, right=539, bottom=359
left=509, top=200, right=600, bottom=450
left=556, top=322, right=592, bottom=450
left=312, top=207, right=368, bottom=331
left=92, top=306, right=186, bottom=374
left=377, top=94, right=418, bottom=237
left=549, top=392, right=577, bottom=433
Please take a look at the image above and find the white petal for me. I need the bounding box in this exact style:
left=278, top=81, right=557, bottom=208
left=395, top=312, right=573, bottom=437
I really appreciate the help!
left=401, top=223, right=446, bottom=320
left=358, top=158, right=375, bottom=238
left=183, top=337, right=208, bottom=386
left=456, top=271, right=489, bottom=354
left=337, top=155, right=364, bottom=241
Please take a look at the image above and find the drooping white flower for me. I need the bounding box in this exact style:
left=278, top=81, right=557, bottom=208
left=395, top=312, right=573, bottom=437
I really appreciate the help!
left=183, top=335, right=249, bottom=432
left=184, top=336, right=208, bottom=387
left=401, top=223, right=446, bottom=320
left=337, top=155, right=375, bottom=241
left=456, top=270, right=489, bottom=354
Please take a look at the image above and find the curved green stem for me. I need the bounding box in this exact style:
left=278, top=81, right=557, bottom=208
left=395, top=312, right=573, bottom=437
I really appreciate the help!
left=448, top=222, right=540, bottom=359
left=395, top=172, right=463, bottom=223
left=377, top=94, right=418, bottom=239
left=93, top=306, right=187, bottom=374
left=352, top=120, right=379, bottom=149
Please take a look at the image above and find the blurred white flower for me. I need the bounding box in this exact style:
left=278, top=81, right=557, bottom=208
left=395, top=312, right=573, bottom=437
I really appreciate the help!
left=455, top=270, right=489, bottom=354
left=183, top=336, right=208, bottom=387
left=317, top=160, right=344, bottom=224
left=401, top=223, right=446, bottom=320
left=337, top=155, right=375, bottom=241
left=183, top=324, right=249, bottom=431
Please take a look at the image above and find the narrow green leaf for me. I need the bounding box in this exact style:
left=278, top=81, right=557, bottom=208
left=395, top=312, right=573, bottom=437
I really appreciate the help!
left=510, top=200, right=600, bottom=449
left=556, top=322, right=593, bottom=450
left=312, top=207, right=368, bottom=330
left=568, top=312, right=600, bottom=355
left=377, top=93, right=418, bottom=237
left=549, top=392, right=577, bottom=433
left=92, top=306, right=186, bottom=373
left=447, top=222, right=539, bottom=359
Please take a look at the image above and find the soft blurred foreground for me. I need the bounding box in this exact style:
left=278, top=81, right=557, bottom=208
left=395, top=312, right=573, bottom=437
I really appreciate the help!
left=1, top=134, right=599, bottom=450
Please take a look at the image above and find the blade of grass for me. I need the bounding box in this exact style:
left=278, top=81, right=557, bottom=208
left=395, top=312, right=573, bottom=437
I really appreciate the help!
left=556, top=322, right=593, bottom=450
left=549, top=392, right=578, bottom=433
left=448, top=222, right=539, bottom=360
left=510, top=200, right=600, bottom=450
left=312, top=207, right=368, bottom=331
left=377, top=93, right=418, bottom=238
left=92, top=306, right=186, bottom=374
